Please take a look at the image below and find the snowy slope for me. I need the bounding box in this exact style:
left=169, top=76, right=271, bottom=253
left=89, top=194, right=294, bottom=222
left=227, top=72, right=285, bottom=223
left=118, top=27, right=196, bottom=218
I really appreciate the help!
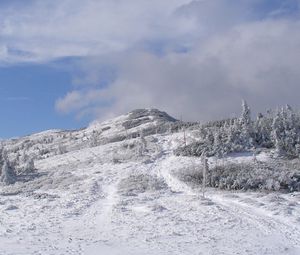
left=0, top=109, right=300, bottom=255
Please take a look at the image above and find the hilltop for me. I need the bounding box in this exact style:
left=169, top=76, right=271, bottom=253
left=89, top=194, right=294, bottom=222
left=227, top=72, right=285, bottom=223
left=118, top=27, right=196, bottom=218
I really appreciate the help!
left=0, top=107, right=300, bottom=254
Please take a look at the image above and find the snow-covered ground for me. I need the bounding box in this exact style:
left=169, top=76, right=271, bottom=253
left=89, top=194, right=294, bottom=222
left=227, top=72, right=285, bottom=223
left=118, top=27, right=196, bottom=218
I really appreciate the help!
left=1, top=110, right=300, bottom=255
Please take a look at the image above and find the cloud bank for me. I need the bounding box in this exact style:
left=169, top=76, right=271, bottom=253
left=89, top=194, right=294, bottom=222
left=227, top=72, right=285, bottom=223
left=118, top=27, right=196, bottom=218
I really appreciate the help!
left=1, top=0, right=300, bottom=122
left=0, top=0, right=194, bottom=63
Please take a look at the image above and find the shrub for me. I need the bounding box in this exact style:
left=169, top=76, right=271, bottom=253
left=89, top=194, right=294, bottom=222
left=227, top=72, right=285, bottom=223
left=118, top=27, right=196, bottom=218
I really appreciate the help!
left=118, top=174, right=167, bottom=196
left=173, top=161, right=300, bottom=192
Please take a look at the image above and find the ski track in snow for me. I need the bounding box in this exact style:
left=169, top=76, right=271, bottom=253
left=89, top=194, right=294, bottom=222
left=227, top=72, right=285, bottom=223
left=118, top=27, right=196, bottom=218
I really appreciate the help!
left=1, top=129, right=300, bottom=254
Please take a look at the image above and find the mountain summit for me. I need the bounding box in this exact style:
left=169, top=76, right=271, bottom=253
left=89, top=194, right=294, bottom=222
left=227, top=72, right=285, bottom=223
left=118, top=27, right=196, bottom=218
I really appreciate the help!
left=0, top=107, right=300, bottom=254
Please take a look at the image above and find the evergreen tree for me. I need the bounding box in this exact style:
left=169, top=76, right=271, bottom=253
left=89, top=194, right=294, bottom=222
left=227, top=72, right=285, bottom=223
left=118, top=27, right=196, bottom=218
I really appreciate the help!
left=254, top=113, right=273, bottom=148
left=213, top=130, right=222, bottom=157
left=176, top=102, right=300, bottom=158
left=0, top=161, right=16, bottom=185
left=235, top=100, right=253, bottom=149
left=272, top=110, right=285, bottom=156
left=24, top=158, right=35, bottom=173
left=240, top=100, right=251, bottom=128
left=239, top=100, right=253, bottom=148
left=90, top=130, right=100, bottom=147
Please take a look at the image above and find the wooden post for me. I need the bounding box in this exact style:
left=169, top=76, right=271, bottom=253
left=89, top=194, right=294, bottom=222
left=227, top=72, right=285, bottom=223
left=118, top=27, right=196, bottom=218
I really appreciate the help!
left=184, top=127, right=187, bottom=147
left=181, top=115, right=187, bottom=147
left=201, top=152, right=208, bottom=198
left=253, top=148, right=257, bottom=163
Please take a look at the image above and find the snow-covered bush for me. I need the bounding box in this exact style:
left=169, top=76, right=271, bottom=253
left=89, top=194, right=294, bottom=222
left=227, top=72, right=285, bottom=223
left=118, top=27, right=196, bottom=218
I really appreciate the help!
left=172, top=165, right=204, bottom=188
left=118, top=174, right=167, bottom=196
left=208, top=162, right=299, bottom=191
left=112, top=152, right=121, bottom=164
left=174, top=161, right=300, bottom=192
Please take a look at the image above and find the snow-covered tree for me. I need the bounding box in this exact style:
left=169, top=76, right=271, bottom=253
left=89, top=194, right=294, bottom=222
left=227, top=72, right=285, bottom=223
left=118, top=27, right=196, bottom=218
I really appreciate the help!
left=282, top=105, right=298, bottom=155
left=239, top=100, right=253, bottom=148
left=254, top=112, right=273, bottom=148
left=24, top=158, right=35, bottom=173
left=21, top=152, right=29, bottom=163
left=213, top=130, right=222, bottom=157
left=136, top=129, right=147, bottom=157
left=270, top=110, right=284, bottom=155
left=89, top=130, right=100, bottom=147
left=240, top=100, right=251, bottom=128
left=175, top=102, right=300, bottom=159
left=57, top=145, right=67, bottom=155
left=0, top=161, right=16, bottom=185
left=270, top=107, right=300, bottom=157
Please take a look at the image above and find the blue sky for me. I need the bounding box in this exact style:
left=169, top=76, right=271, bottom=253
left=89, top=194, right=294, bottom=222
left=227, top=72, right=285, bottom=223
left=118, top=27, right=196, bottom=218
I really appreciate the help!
left=0, top=0, right=300, bottom=138
left=0, top=61, right=88, bottom=138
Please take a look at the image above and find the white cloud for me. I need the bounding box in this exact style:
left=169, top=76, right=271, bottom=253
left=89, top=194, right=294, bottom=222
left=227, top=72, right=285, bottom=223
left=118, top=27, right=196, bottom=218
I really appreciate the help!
left=0, top=0, right=196, bottom=63
left=1, top=0, right=300, bottom=121
left=56, top=18, right=300, bottom=122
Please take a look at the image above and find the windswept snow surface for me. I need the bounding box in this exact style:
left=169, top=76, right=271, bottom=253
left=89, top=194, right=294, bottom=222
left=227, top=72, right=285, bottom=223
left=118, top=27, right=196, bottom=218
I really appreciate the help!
left=1, top=110, right=300, bottom=255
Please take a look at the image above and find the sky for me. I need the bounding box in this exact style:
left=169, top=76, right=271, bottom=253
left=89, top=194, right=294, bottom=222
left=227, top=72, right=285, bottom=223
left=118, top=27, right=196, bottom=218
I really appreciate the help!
left=1, top=0, right=300, bottom=138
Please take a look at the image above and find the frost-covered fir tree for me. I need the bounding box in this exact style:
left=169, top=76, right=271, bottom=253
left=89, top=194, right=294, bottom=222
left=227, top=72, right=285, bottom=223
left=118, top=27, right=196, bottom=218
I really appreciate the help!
left=24, top=158, right=35, bottom=173
left=213, top=131, right=221, bottom=156
left=136, top=129, right=147, bottom=157
left=57, top=144, right=67, bottom=155
left=176, top=102, right=300, bottom=158
left=275, top=105, right=300, bottom=157
left=272, top=109, right=285, bottom=156
left=240, top=100, right=251, bottom=128
left=0, top=150, right=3, bottom=167
left=254, top=112, right=273, bottom=148
left=283, top=105, right=298, bottom=155
left=0, top=161, right=16, bottom=185
left=89, top=130, right=101, bottom=147
left=239, top=100, right=253, bottom=148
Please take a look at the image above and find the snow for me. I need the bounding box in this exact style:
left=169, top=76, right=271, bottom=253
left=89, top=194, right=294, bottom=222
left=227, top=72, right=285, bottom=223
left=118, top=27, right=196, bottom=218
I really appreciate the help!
left=0, top=110, right=300, bottom=254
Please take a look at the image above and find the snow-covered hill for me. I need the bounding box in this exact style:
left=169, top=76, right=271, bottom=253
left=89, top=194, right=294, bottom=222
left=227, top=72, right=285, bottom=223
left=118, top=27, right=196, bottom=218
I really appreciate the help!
left=0, top=109, right=300, bottom=255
